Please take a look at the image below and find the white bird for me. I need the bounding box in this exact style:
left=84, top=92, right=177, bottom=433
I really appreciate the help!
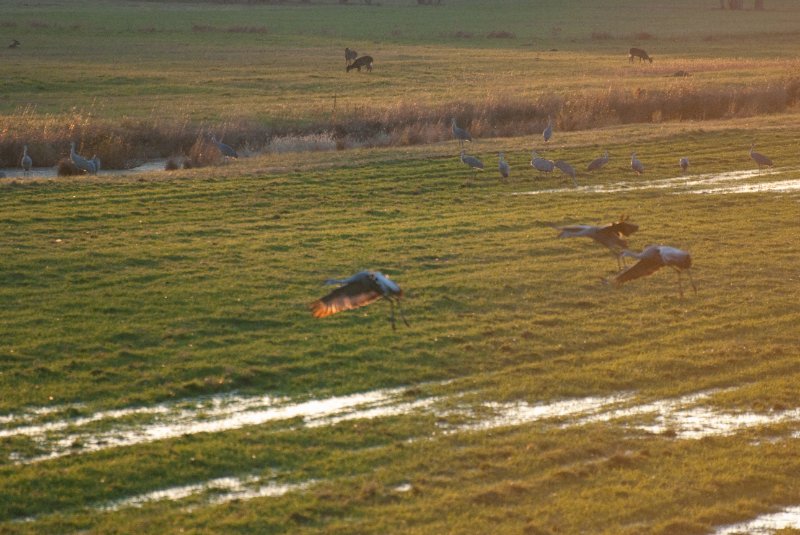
left=498, top=152, right=510, bottom=179
left=531, top=151, right=555, bottom=173
left=452, top=118, right=472, bottom=149
left=70, top=142, right=96, bottom=174
left=631, top=152, right=644, bottom=175
left=460, top=149, right=484, bottom=175
left=554, top=159, right=577, bottom=187
left=553, top=215, right=639, bottom=269
left=543, top=116, right=553, bottom=143
left=679, top=157, right=689, bottom=173
left=21, top=145, right=32, bottom=175
left=211, top=135, right=238, bottom=159
left=309, top=271, right=409, bottom=330
left=587, top=151, right=609, bottom=171
left=749, top=144, right=772, bottom=170
left=615, top=245, right=696, bottom=297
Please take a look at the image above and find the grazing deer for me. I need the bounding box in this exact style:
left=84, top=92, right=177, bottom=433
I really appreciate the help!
left=345, top=47, right=358, bottom=66
left=346, top=55, right=373, bottom=72
left=628, top=47, right=652, bottom=63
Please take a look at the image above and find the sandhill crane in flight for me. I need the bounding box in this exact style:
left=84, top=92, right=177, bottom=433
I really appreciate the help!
left=553, top=215, right=639, bottom=269
left=70, top=142, right=96, bottom=174
left=460, top=149, right=484, bottom=176
left=309, top=271, right=409, bottom=330
left=498, top=152, right=510, bottom=179
left=631, top=152, right=644, bottom=175
left=554, top=159, right=577, bottom=187
left=451, top=118, right=472, bottom=149
left=614, top=245, right=696, bottom=297
left=21, top=145, right=32, bottom=176
left=211, top=135, right=238, bottom=159
left=749, top=144, right=772, bottom=171
left=587, top=151, right=609, bottom=171
left=543, top=116, right=553, bottom=143
left=531, top=151, right=555, bottom=173
left=679, top=157, right=689, bottom=173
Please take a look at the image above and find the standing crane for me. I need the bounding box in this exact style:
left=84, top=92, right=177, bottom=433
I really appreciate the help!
left=679, top=157, right=689, bottom=173
left=460, top=149, right=484, bottom=176
left=587, top=151, right=609, bottom=171
left=21, top=145, right=32, bottom=176
left=543, top=116, right=553, bottom=143
left=630, top=152, right=644, bottom=175
left=614, top=245, right=696, bottom=297
left=553, top=215, right=639, bottom=269
left=70, top=142, right=96, bottom=174
left=309, top=271, right=409, bottom=330
left=749, top=144, right=772, bottom=170
left=531, top=151, right=555, bottom=173
left=451, top=118, right=472, bottom=149
left=554, top=159, right=577, bottom=187
left=91, top=155, right=101, bottom=174
left=211, top=135, right=238, bottom=159
left=498, top=152, right=510, bottom=179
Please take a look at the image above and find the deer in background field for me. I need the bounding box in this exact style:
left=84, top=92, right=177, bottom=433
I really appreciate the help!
left=629, top=47, right=652, bottom=63
left=346, top=55, right=373, bottom=72
left=345, top=47, right=357, bottom=66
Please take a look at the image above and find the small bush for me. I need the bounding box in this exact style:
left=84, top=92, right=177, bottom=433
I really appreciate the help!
left=56, top=159, right=81, bottom=177
left=165, top=158, right=181, bottom=171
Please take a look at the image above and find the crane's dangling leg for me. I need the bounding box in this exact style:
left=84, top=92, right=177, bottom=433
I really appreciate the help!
left=397, top=299, right=410, bottom=327
left=687, top=268, right=697, bottom=295
left=389, top=300, right=397, bottom=331
left=675, top=269, right=684, bottom=298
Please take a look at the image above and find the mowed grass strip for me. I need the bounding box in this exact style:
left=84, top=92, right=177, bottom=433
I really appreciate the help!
left=0, top=120, right=799, bottom=533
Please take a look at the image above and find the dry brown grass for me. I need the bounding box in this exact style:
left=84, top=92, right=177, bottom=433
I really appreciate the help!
left=4, top=78, right=800, bottom=164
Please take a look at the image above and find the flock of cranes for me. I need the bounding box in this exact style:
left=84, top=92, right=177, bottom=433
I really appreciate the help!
left=14, top=134, right=236, bottom=176
left=452, top=117, right=775, bottom=186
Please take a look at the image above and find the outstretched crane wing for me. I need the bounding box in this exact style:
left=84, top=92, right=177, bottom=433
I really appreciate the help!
left=614, top=253, right=663, bottom=286
left=309, top=279, right=383, bottom=318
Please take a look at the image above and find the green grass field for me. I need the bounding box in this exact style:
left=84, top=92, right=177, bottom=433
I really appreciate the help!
left=2, top=1, right=800, bottom=534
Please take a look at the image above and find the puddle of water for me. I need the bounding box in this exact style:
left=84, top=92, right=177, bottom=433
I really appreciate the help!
left=714, top=506, right=800, bottom=534
left=4, top=386, right=440, bottom=464
left=0, top=160, right=169, bottom=180
left=98, top=474, right=311, bottom=513
left=393, top=483, right=413, bottom=493
left=684, top=179, right=800, bottom=194
left=512, top=167, right=795, bottom=196
left=444, top=394, right=634, bottom=433
left=8, top=381, right=800, bottom=465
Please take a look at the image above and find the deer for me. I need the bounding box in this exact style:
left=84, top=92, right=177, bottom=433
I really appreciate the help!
left=629, top=47, right=653, bottom=63
left=346, top=55, right=373, bottom=72
left=345, top=47, right=358, bottom=66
